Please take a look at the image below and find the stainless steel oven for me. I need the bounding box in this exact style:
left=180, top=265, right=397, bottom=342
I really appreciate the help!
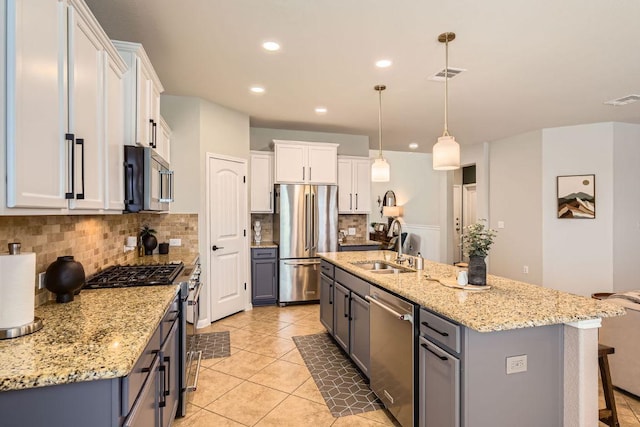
left=184, top=261, right=203, bottom=396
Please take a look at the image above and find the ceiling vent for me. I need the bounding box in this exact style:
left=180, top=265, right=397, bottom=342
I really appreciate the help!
left=604, top=95, right=640, bottom=106
left=428, top=67, right=466, bottom=82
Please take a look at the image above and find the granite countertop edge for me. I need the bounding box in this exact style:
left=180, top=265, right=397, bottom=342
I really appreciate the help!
left=251, top=241, right=278, bottom=248
left=318, top=250, right=625, bottom=333
left=0, top=285, right=179, bottom=392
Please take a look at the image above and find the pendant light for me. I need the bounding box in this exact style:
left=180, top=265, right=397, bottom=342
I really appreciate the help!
left=372, top=84, right=390, bottom=182
left=432, top=32, right=461, bottom=171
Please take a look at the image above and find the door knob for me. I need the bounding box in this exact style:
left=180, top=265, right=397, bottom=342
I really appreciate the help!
left=211, top=245, right=224, bottom=251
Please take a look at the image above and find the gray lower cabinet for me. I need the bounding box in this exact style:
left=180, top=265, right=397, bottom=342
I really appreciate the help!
left=338, top=244, right=380, bottom=252
left=319, top=272, right=334, bottom=334
left=333, top=282, right=350, bottom=351
left=0, top=295, right=181, bottom=427
left=419, top=336, right=460, bottom=427
left=251, top=247, right=278, bottom=306
left=330, top=268, right=371, bottom=377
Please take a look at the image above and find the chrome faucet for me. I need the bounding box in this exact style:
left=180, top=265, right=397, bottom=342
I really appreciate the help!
left=389, top=218, right=405, bottom=263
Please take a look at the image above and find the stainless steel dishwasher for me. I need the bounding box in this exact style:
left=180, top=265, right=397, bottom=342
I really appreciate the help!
left=366, top=287, right=415, bottom=427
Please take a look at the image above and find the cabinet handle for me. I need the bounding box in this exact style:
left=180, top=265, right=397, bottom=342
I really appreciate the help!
left=65, top=133, right=75, bottom=199
left=349, top=296, right=353, bottom=320
left=349, top=194, right=352, bottom=210
left=309, top=167, right=312, bottom=181
left=421, top=343, right=448, bottom=361
left=149, top=119, right=154, bottom=147
left=152, top=121, right=158, bottom=148
left=422, top=321, right=449, bottom=337
left=302, top=167, right=305, bottom=181
left=75, top=138, right=85, bottom=200
left=329, top=284, right=333, bottom=304
left=355, top=193, right=358, bottom=210
left=344, top=293, right=349, bottom=317
left=269, top=191, right=272, bottom=210
left=163, top=355, right=171, bottom=397
left=158, top=364, right=166, bottom=407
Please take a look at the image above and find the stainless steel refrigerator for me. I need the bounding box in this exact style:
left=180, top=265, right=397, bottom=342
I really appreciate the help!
left=274, top=184, right=338, bottom=303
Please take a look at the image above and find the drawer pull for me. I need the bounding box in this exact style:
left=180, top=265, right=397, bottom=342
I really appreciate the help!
left=422, top=321, right=449, bottom=337
left=421, top=343, right=448, bottom=361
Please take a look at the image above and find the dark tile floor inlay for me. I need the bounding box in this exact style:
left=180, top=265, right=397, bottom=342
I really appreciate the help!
left=293, top=333, right=383, bottom=417
left=188, top=331, right=230, bottom=359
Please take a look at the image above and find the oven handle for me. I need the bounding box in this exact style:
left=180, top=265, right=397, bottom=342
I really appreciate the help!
left=185, top=350, right=203, bottom=392
left=188, top=281, right=203, bottom=305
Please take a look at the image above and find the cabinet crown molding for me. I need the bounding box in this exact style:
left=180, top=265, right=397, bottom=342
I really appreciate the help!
left=273, top=139, right=340, bottom=148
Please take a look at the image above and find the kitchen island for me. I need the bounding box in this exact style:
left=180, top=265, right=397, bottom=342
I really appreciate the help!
left=0, top=285, right=181, bottom=426
left=319, top=250, right=624, bottom=427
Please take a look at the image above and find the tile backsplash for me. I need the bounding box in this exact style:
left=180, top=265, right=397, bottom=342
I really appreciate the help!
left=0, top=213, right=198, bottom=306
left=251, top=213, right=369, bottom=242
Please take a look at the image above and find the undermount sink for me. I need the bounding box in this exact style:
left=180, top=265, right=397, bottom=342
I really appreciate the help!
left=351, top=260, right=414, bottom=274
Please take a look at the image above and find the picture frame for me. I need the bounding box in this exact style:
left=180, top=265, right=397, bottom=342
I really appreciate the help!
left=557, top=174, right=595, bottom=219
left=376, top=223, right=386, bottom=232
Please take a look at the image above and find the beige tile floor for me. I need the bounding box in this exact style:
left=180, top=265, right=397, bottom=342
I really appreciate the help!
left=176, top=303, right=640, bottom=427
left=175, top=304, right=399, bottom=427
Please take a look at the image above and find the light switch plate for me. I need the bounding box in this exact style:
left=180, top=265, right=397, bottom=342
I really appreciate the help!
left=498, top=221, right=505, bottom=229
left=38, top=272, right=46, bottom=290
left=348, top=228, right=356, bottom=236
left=169, top=238, right=182, bottom=246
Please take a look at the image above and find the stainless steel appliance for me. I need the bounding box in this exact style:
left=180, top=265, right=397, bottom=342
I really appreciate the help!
left=274, top=184, right=338, bottom=303
left=366, top=287, right=415, bottom=427
left=124, top=146, right=174, bottom=212
left=184, top=261, right=203, bottom=394
left=84, top=262, right=191, bottom=418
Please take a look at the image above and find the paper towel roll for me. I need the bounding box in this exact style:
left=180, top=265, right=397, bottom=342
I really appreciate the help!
left=0, top=252, right=35, bottom=329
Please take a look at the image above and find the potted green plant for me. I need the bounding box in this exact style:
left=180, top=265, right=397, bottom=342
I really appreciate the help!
left=139, top=224, right=158, bottom=255
left=461, top=220, right=497, bottom=285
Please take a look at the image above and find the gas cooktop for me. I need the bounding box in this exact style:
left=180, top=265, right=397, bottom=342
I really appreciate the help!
left=84, top=263, right=184, bottom=289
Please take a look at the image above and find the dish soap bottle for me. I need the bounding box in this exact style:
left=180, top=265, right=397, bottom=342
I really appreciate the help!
left=415, top=252, right=424, bottom=270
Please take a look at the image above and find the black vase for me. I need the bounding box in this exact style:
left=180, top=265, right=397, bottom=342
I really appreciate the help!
left=468, top=255, right=487, bottom=286
left=45, top=256, right=86, bottom=303
left=142, top=234, right=158, bottom=255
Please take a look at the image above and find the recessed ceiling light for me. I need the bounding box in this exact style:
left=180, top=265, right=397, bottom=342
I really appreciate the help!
left=315, top=107, right=328, bottom=114
left=375, top=59, right=392, bottom=68
left=262, top=41, right=281, bottom=52
left=249, top=86, right=265, bottom=94
left=409, top=142, right=419, bottom=150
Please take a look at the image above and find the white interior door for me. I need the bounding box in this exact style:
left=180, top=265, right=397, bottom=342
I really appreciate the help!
left=452, top=185, right=462, bottom=263
left=462, top=184, right=478, bottom=230
left=208, top=155, right=248, bottom=322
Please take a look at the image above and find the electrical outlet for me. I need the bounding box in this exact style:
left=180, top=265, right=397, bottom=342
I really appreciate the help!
left=498, top=221, right=505, bottom=229
left=523, top=265, right=529, bottom=274
left=38, top=272, right=46, bottom=290
left=169, top=238, right=182, bottom=247
left=348, top=227, right=356, bottom=236
left=506, top=355, right=527, bottom=374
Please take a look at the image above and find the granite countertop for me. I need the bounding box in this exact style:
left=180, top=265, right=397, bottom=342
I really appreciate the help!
left=251, top=241, right=278, bottom=248
left=319, top=250, right=625, bottom=332
left=0, top=286, right=179, bottom=392
left=338, top=239, right=381, bottom=247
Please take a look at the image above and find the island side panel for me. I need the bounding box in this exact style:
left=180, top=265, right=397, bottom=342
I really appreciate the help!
left=462, top=324, right=563, bottom=427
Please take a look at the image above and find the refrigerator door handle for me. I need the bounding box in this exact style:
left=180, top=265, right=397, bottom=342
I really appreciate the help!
left=311, top=193, right=317, bottom=249
left=304, top=193, right=310, bottom=251
left=284, top=260, right=321, bottom=266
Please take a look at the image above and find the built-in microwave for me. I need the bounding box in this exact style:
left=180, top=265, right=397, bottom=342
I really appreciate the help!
left=124, top=146, right=174, bottom=212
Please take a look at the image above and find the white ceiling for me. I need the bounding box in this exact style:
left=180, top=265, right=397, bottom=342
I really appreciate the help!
left=84, top=0, right=640, bottom=152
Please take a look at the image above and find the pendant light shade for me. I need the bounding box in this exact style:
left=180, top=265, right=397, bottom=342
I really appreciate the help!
left=372, top=85, right=390, bottom=182
left=433, top=32, right=461, bottom=171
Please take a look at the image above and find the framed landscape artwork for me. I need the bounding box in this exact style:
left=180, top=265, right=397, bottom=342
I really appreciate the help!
left=557, top=174, right=595, bottom=219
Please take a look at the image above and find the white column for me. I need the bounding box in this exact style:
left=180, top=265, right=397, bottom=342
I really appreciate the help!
left=564, top=319, right=601, bottom=427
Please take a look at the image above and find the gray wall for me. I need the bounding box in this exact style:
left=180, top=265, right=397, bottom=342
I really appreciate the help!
left=489, top=131, right=543, bottom=285
left=612, top=122, right=640, bottom=292
left=250, top=127, right=369, bottom=156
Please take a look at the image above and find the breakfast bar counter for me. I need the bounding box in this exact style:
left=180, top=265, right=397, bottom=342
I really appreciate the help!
left=318, top=250, right=624, bottom=332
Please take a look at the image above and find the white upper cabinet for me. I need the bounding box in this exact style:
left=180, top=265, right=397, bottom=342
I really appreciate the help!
left=337, top=156, right=371, bottom=213
left=250, top=152, right=274, bottom=213
left=273, top=140, right=338, bottom=184
left=113, top=41, right=164, bottom=150
left=4, top=0, right=127, bottom=213
left=156, top=117, right=171, bottom=163
left=104, top=52, right=125, bottom=211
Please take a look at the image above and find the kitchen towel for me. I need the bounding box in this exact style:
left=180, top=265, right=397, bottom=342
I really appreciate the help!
left=0, top=252, right=35, bottom=329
